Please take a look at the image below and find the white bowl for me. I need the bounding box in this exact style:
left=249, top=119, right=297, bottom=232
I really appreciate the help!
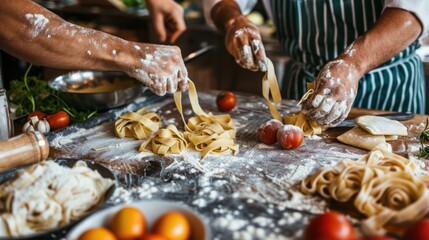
left=66, top=200, right=210, bottom=240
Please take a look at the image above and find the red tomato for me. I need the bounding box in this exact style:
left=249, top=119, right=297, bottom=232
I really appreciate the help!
left=46, top=110, right=70, bottom=130
left=304, top=212, right=356, bottom=240
left=403, top=219, right=429, bottom=240
left=216, top=91, right=237, bottom=112
left=27, top=111, right=46, bottom=121
left=140, top=234, right=168, bottom=240
left=277, top=125, right=304, bottom=149
left=359, top=237, right=394, bottom=240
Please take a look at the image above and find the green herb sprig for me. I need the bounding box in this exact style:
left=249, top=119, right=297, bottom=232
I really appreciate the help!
left=418, top=118, right=429, bottom=158
left=8, top=65, right=97, bottom=123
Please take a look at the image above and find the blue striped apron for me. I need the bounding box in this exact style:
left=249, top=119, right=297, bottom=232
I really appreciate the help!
left=270, top=0, right=426, bottom=113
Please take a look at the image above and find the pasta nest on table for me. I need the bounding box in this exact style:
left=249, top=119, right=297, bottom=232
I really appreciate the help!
left=301, top=143, right=429, bottom=235
left=114, top=80, right=239, bottom=160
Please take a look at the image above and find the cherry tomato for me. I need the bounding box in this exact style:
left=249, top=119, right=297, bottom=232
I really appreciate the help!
left=304, top=212, right=356, bottom=240
left=277, top=125, right=304, bottom=149
left=140, top=234, right=168, bottom=240
left=216, top=91, right=237, bottom=112
left=78, top=227, right=117, bottom=240
left=46, top=110, right=70, bottom=130
left=27, top=111, right=46, bottom=121
left=403, top=218, right=429, bottom=240
left=111, top=207, right=146, bottom=240
left=152, top=211, right=190, bottom=240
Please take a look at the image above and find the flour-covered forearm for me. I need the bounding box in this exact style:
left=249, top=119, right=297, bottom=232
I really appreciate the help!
left=0, top=0, right=188, bottom=96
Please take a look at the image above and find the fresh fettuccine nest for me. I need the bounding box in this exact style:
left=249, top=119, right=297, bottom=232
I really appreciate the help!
left=115, top=108, right=162, bottom=140
left=115, top=80, right=238, bottom=160
left=0, top=161, right=114, bottom=237
left=262, top=59, right=323, bottom=136
left=301, top=143, right=429, bottom=235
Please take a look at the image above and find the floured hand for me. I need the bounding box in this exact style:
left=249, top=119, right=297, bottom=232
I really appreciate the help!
left=124, top=43, right=189, bottom=96
left=302, top=60, right=361, bottom=126
left=225, top=16, right=267, bottom=72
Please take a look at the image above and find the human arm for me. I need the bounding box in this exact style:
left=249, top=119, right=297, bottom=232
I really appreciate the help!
left=145, top=0, right=186, bottom=43
left=206, top=0, right=267, bottom=72
left=302, top=7, right=423, bottom=126
left=0, top=0, right=188, bottom=96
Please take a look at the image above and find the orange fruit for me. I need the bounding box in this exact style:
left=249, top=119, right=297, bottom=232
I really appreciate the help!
left=111, top=206, right=146, bottom=240
left=152, top=211, right=190, bottom=240
left=140, top=233, right=168, bottom=240
left=78, top=227, right=117, bottom=240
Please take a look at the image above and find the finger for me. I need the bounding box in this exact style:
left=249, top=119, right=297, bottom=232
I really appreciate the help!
left=251, top=39, right=268, bottom=72
left=330, top=102, right=352, bottom=126
left=166, top=76, right=177, bottom=93
left=178, top=78, right=189, bottom=92
left=152, top=13, right=167, bottom=43
left=319, top=102, right=341, bottom=126
left=157, top=77, right=167, bottom=96
left=314, top=97, right=336, bottom=120
left=177, top=69, right=189, bottom=92
left=305, top=94, right=325, bottom=120
left=167, top=14, right=186, bottom=43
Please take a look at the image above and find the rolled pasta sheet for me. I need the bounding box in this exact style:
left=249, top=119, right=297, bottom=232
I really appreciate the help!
left=115, top=108, right=162, bottom=140
left=0, top=161, right=114, bottom=237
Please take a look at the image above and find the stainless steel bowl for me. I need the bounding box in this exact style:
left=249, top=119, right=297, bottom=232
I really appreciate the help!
left=48, top=71, right=147, bottom=111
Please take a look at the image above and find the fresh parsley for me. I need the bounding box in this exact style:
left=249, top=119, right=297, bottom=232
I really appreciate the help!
left=8, top=64, right=97, bottom=123
left=418, top=118, right=429, bottom=159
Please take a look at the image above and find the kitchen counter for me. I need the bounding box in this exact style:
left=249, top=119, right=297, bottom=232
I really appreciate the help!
left=13, top=91, right=429, bottom=239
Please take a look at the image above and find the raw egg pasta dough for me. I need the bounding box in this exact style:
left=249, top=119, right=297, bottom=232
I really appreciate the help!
left=114, top=80, right=238, bottom=160
left=174, top=80, right=239, bottom=160
left=139, top=124, right=188, bottom=155
left=115, top=108, right=162, bottom=140
left=301, top=144, right=429, bottom=235
left=0, top=161, right=114, bottom=237
left=263, top=59, right=323, bottom=136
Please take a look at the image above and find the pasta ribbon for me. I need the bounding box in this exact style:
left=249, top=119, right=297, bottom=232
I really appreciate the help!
left=115, top=108, right=162, bottom=140
left=262, top=59, right=323, bottom=136
left=262, top=59, right=282, bottom=121
left=139, top=124, right=188, bottom=155
left=301, top=144, right=429, bottom=235
left=115, top=80, right=239, bottom=160
left=175, top=81, right=239, bottom=160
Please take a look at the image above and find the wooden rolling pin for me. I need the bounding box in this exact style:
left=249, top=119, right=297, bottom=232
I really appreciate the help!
left=0, top=131, right=49, bottom=172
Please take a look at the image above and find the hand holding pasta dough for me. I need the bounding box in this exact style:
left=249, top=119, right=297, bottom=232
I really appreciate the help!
left=302, top=59, right=361, bottom=126
left=124, top=43, right=189, bottom=96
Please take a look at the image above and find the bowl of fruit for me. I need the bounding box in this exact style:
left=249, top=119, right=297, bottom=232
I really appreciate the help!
left=66, top=200, right=210, bottom=240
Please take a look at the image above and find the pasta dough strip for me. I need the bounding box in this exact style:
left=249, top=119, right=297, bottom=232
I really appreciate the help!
left=262, top=59, right=282, bottom=121
left=262, top=59, right=323, bottom=136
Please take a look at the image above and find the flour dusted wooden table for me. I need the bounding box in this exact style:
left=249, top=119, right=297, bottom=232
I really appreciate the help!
left=46, top=91, right=428, bottom=239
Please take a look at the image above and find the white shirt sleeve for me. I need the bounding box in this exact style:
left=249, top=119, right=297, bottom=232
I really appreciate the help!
left=202, top=0, right=258, bottom=27
left=384, top=0, right=429, bottom=38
